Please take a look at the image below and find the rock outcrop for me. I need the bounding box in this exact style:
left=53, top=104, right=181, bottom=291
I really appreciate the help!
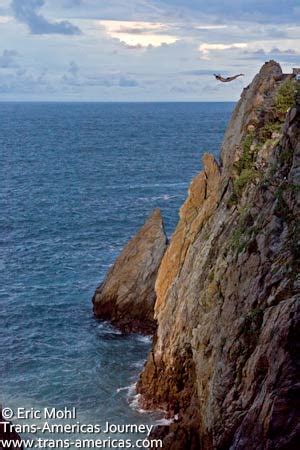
left=93, top=209, right=168, bottom=333
left=137, top=61, right=300, bottom=449
left=0, top=410, right=23, bottom=449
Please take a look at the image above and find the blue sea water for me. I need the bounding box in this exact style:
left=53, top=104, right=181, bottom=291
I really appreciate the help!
left=0, top=102, right=234, bottom=441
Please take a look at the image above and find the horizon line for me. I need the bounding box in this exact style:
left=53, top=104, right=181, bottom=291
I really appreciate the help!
left=0, top=100, right=236, bottom=104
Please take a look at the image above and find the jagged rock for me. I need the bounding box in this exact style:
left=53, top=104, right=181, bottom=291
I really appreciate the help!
left=92, top=209, right=167, bottom=333
left=0, top=410, right=23, bottom=449
left=137, top=62, right=300, bottom=449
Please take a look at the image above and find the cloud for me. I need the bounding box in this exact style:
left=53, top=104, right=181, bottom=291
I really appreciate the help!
left=199, top=43, right=248, bottom=54
left=1, top=0, right=299, bottom=100
left=114, top=25, right=162, bottom=35
left=269, top=47, right=297, bottom=54
left=0, top=67, right=51, bottom=94
left=261, top=47, right=297, bottom=55
left=156, top=0, right=300, bottom=24
left=68, top=61, right=79, bottom=76
left=0, top=15, right=11, bottom=23
left=118, top=76, right=139, bottom=87
left=198, top=42, right=248, bottom=59
left=244, top=47, right=298, bottom=56
left=98, top=20, right=178, bottom=47
left=62, top=0, right=83, bottom=7
left=62, top=68, right=139, bottom=89
left=62, top=61, right=80, bottom=84
left=182, top=69, right=226, bottom=76
left=0, top=49, right=19, bottom=68
left=193, top=24, right=228, bottom=30
left=242, top=46, right=300, bottom=63
left=11, top=0, right=81, bottom=34
left=123, top=43, right=144, bottom=50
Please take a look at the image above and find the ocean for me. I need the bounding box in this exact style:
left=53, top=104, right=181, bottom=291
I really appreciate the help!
left=0, top=102, right=234, bottom=442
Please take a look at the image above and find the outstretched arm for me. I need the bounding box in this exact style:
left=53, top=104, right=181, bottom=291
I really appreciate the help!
left=226, top=73, right=244, bottom=82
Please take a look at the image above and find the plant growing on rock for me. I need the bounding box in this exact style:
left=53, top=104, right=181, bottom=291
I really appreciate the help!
left=259, top=121, right=282, bottom=143
left=236, top=133, right=255, bottom=174
left=229, top=133, right=259, bottom=203
left=275, top=78, right=297, bottom=115
left=234, top=168, right=257, bottom=196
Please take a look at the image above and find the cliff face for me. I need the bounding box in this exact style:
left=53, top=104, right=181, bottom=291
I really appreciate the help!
left=138, top=62, right=300, bottom=449
left=93, top=209, right=167, bottom=333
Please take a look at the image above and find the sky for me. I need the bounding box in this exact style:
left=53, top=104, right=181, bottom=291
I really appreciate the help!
left=0, top=0, right=299, bottom=101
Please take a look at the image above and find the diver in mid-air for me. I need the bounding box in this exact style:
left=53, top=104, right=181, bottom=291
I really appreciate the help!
left=214, top=73, right=244, bottom=82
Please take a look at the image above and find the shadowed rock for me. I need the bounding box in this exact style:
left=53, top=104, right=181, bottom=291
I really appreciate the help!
left=0, top=409, right=23, bottom=449
left=92, top=209, right=167, bottom=334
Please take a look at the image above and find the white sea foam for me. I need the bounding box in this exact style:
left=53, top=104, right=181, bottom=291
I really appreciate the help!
left=155, top=417, right=174, bottom=426
left=120, top=383, right=148, bottom=414
left=116, top=385, right=131, bottom=393
left=126, top=383, right=137, bottom=397
left=116, top=383, right=136, bottom=396
left=131, top=360, right=145, bottom=369
left=136, top=194, right=175, bottom=202
left=129, top=393, right=148, bottom=414
left=135, top=335, right=152, bottom=344
left=97, top=322, right=122, bottom=335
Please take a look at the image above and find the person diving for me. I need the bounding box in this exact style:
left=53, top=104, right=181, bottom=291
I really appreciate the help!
left=214, top=73, right=244, bottom=82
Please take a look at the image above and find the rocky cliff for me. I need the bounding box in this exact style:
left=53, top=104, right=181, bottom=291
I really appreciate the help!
left=93, top=209, right=167, bottom=333
left=137, top=61, right=300, bottom=449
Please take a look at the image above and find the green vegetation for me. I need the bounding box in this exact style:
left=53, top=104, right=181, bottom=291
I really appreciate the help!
left=295, top=80, right=300, bottom=101
left=259, top=121, right=282, bottom=143
left=236, top=133, right=256, bottom=174
left=275, top=78, right=297, bottom=115
left=229, top=78, right=297, bottom=207
left=230, top=214, right=248, bottom=254
left=231, top=226, right=247, bottom=254
left=288, top=183, right=300, bottom=193
left=227, top=75, right=298, bottom=236
left=228, top=133, right=259, bottom=205
left=233, top=168, right=257, bottom=196
left=279, top=147, right=293, bottom=165
left=248, top=307, right=264, bottom=321
left=203, top=230, right=210, bottom=241
left=208, top=271, right=214, bottom=282
left=229, top=208, right=262, bottom=256
left=227, top=191, right=239, bottom=208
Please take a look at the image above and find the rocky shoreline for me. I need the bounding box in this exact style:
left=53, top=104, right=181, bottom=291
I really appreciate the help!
left=93, top=61, right=300, bottom=449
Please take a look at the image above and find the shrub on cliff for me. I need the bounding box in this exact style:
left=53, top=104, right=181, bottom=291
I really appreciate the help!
left=233, top=168, right=257, bottom=196
left=275, top=79, right=296, bottom=115
left=259, top=121, right=282, bottom=143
